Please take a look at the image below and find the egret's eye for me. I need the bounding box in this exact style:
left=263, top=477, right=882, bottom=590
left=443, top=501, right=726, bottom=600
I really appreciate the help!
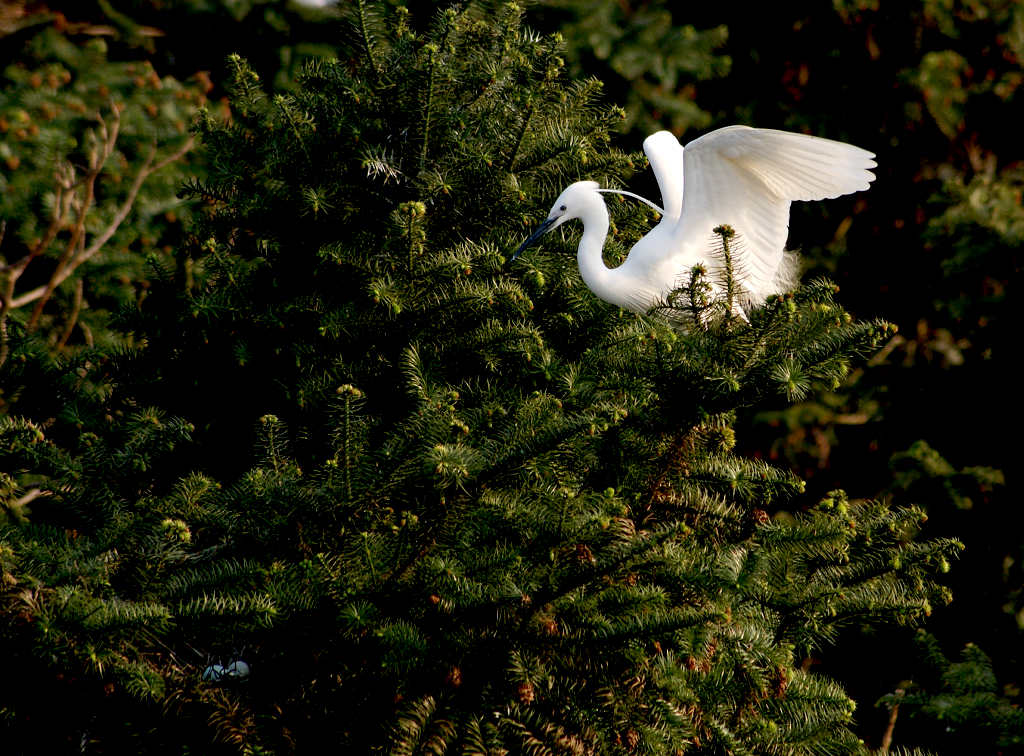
left=559, top=205, right=567, bottom=212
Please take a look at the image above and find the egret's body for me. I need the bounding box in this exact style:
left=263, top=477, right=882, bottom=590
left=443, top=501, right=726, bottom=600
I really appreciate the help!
left=514, top=126, right=876, bottom=313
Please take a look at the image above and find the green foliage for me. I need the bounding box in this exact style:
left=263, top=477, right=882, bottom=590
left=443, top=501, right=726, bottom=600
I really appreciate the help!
left=0, top=26, right=201, bottom=365
left=533, top=0, right=730, bottom=135
left=631, top=9, right=1024, bottom=742
left=877, top=632, right=1024, bottom=754
left=889, top=440, right=1004, bottom=513
left=0, top=2, right=962, bottom=753
left=922, top=166, right=1024, bottom=357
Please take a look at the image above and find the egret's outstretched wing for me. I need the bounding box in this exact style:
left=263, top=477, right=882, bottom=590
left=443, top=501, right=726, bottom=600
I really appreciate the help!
left=643, top=130, right=686, bottom=220
left=672, top=125, right=876, bottom=302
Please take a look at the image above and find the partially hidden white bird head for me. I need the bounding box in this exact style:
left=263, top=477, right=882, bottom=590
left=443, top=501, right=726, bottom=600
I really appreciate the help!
left=512, top=181, right=601, bottom=260
left=548, top=180, right=602, bottom=228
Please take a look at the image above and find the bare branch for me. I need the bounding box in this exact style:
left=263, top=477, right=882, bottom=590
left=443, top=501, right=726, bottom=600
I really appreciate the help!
left=25, top=165, right=96, bottom=331
left=0, top=318, right=9, bottom=369
left=149, top=134, right=195, bottom=174
left=24, top=114, right=115, bottom=333
left=13, top=488, right=52, bottom=509
left=0, top=183, right=66, bottom=276
left=79, top=141, right=158, bottom=259
left=11, top=135, right=194, bottom=313
left=56, top=277, right=85, bottom=351
left=2, top=100, right=191, bottom=346
left=878, top=690, right=903, bottom=753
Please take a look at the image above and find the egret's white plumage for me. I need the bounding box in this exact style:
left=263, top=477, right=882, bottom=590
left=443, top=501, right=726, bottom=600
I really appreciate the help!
left=513, top=125, right=876, bottom=314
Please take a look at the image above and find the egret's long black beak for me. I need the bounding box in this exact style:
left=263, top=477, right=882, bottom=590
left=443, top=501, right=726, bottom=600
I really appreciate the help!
left=512, top=217, right=556, bottom=260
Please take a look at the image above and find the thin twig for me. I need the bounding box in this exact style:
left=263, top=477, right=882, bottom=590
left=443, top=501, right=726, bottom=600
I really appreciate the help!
left=25, top=122, right=112, bottom=331
left=0, top=319, right=8, bottom=369
left=878, top=690, right=902, bottom=753
left=0, top=217, right=18, bottom=367
left=13, top=488, right=52, bottom=509
left=13, top=135, right=194, bottom=312
left=2, top=105, right=191, bottom=356
left=0, top=183, right=66, bottom=276
left=56, top=277, right=85, bottom=351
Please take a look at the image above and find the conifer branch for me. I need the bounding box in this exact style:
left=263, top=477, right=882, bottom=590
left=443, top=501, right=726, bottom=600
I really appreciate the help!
left=420, top=45, right=438, bottom=172
left=0, top=5, right=961, bottom=752
left=355, top=0, right=381, bottom=77
left=713, top=224, right=740, bottom=319
left=335, top=384, right=364, bottom=503
left=506, top=98, right=535, bottom=173
left=275, top=95, right=311, bottom=161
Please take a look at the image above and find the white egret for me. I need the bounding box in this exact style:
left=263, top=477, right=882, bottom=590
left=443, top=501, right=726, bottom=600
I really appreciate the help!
left=513, top=126, right=876, bottom=314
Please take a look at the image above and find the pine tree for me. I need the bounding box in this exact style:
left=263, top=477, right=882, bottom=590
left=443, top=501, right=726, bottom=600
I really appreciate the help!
left=1, top=2, right=961, bottom=752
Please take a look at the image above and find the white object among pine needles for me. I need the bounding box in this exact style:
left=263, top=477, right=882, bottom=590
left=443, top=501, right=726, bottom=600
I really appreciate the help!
left=201, top=658, right=250, bottom=682
left=513, top=125, right=876, bottom=314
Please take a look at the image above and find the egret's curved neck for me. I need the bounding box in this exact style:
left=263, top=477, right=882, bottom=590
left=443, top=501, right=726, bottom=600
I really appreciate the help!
left=575, top=197, right=620, bottom=306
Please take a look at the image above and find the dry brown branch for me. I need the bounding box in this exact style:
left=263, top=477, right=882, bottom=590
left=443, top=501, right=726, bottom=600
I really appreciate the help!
left=80, top=319, right=93, bottom=348
left=12, top=488, right=51, bottom=509
left=79, top=142, right=159, bottom=257
left=1, top=218, right=20, bottom=367
left=12, top=134, right=194, bottom=314
left=0, top=101, right=193, bottom=362
left=0, top=182, right=66, bottom=276
left=878, top=690, right=903, bottom=753
left=25, top=107, right=120, bottom=331
left=56, top=277, right=85, bottom=351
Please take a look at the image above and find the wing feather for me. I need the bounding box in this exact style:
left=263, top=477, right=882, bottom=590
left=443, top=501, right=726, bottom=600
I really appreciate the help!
left=671, top=125, right=876, bottom=303
left=643, top=131, right=686, bottom=220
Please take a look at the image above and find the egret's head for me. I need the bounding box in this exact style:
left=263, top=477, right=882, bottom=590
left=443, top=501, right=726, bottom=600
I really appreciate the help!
left=512, top=181, right=600, bottom=260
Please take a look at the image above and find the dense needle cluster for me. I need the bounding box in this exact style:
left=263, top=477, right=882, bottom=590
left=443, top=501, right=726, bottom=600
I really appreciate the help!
left=0, top=3, right=960, bottom=753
